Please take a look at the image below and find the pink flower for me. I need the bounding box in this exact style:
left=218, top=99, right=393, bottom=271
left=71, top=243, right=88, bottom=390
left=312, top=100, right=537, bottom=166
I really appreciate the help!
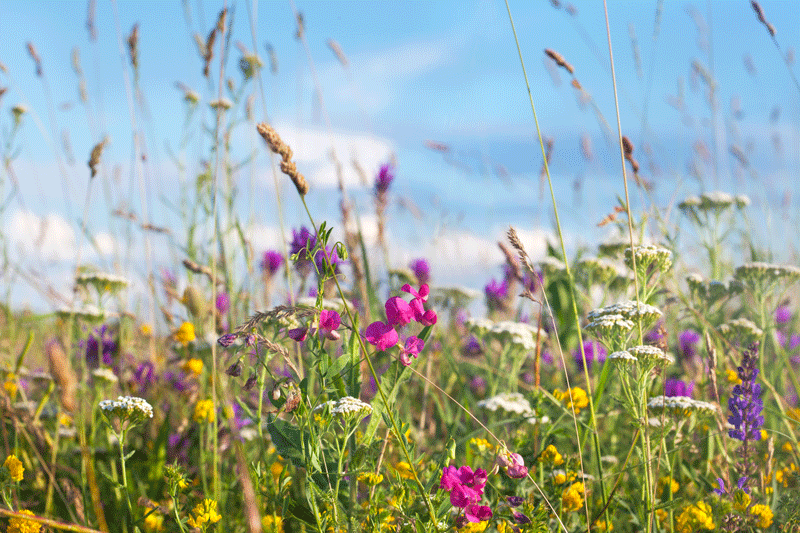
left=318, top=310, right=341, bottom=341
left=385, top=296, right=414, bottom=327
left=365, top=321, right=399, bottom=350
left=287, top=327, right=308, bottom=342
left=496, top=451, right=528, bottom=479
left=465, top=504, right=493, bottom=523
left=399, top=336, right=424, bottom=366
left=401, top=283, right=429, bottom=301
left=439, top=466, right=492, bottom=523
left=403, top=283, right=438, bottom=325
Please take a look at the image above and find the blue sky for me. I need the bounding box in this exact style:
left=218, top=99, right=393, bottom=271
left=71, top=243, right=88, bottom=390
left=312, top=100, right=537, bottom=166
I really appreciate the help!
left=1, top=0, right=798, bottom=312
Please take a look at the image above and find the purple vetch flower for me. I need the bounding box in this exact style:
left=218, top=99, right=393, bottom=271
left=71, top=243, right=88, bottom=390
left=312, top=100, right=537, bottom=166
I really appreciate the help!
left=375, top=163, right=394, bottom=194
left=726, top=343, right=764, bottom=490
left=133, top=361, right=156, bottom=394
left=775, top=305, right=792, bottom=325
left=318, top=310, right=341, bottom=341
left=644, top=319, right=665, bottom=344
left=260, top=250, right=284, bottom=275
left=462, top=336, right=483, bottom=357
left=574, top=340, right=607, bottom=371
left=678, top=329, right=701, bottom=360
left=665, top=378, right=694, bottom=398
left=314, top=245, right=343, bottom=275
left=218, top=333, right=237, bottom=347
left=410, top=258, right=431, bottom=285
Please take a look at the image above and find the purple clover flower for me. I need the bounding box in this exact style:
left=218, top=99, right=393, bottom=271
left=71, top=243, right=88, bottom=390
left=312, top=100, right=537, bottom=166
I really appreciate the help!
left=775, top=305, right=792, bottom=325
left=678, top=329, right=701, bottom=360
left=484, top=277, right=508, bottom=312
left=260, top=250, right=284, bottom=275
left=375, top=163, right=394, bottom=194
left=216, top=292, right=230, bottom=314
left=410, top=258, right=430, bottom=285
left=664, top=378, right=694, bottom=398
left=574, top=340, right=607, bottom=371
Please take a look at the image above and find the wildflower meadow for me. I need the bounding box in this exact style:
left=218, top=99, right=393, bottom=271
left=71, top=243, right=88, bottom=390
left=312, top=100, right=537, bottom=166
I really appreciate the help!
left=1, top=2, right=800, bottom=533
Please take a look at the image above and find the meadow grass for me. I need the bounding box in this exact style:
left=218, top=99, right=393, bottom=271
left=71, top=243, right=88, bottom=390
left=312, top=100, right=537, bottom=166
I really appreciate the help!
left=1, top=2, right=799, bottom=533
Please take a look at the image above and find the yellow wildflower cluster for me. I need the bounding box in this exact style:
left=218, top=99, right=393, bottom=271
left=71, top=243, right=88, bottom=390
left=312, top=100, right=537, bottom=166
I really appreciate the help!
left=143, top=512, right=165, bottom=533
left=539, top=444, right=564, bottom=466
left=458, top=521, right=488, bottom=533
left=7, top=510, right=41, bottom=533
left=749, top=504, right=773, bottom=528
left=4, top=454, right=24, bottom=482
left=194, top=399, right=216, bottom=423
left=561, top=481, right=585, bottom=512
left=468, top=437, right=493, bottom=454
left=392, top=461, right=415, bottom=480
left=4, top=374, right=18, bottom=398
left=175, top=322, right=196, bottom=346
left=357, top=472, right=384, bottom=485
left=658, top=476, right=679, bottom=498
left=725, top=368, right=742, bottom=384
left=592, top=519, right=613, bottom=531
left=261, top=515, right=284, bottom=533
left=183, top=358, right=204, bottom=375
left=775, top=462, right=798, bottom=487
left=675, top=501, right=714, bottom=532
left=553, top=387, right=589, bottom=415
left=186, top=499, right=222, bottom=530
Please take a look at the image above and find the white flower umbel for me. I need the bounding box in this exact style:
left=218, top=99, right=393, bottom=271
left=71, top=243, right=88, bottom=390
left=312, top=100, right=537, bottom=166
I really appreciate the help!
left=314, top=396, right=372, bottom=423
left=477, top=392, right=533, bottom=416
left=76, top=271, right=130, bottom=290
left=99, top=395, right=153, bottom=424
left=629, top=345, right=674, bottom=370
left=647, top=395, right=718, bottom=416
left=625, top=245, right=673, bottom=274
left=56, top=305, right=106, bottom=321
left=92, top=368, right=119, bottom=384
left=718, top=318, right=763, bottom=344
left=699, top=191, right=734, bottom=211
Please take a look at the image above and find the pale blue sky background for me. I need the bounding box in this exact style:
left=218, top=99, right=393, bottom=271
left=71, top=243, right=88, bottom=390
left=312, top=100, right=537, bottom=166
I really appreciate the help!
left=1, top=0, right=798, bottom=312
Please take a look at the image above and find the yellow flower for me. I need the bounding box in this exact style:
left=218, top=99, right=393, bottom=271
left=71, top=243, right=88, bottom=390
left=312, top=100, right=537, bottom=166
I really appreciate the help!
left=175, top=322, right=196, bottom=346
left=725, top=368, right=742, bottom=385
left=788, top=407, right=800, bottom=423
left=592, top=519, right=613, bottom=531
left=261, top=515, right=284, bottom=533
left=183, top=358, right=204, bottom=375
left=140, top=324, right=153, bottom=337
left=539, top=444, right=564, bottom=466
left=782, top=441, right=794, bottom=452
left=187, top=499, right=221, bottom=529
left=553, top=472, right=567, bottom=485
left=733, top=490, right=751, bottom=513
left=270, top=461, right=284, bottom=481
left=554, top=387, right=589, bottom=415
left=4, top=375, right=18, bottom=398
left=561, top=481, right=585, bottom=513
left=4, top=454, right=24, bottom=482
left=675, top=501, right=714, bottom=532
left=357, top=472, right=384, bottom=485
left=393, top=461, right=415, bottom=480
left=468, top=437, right=493, bottom=454
left=760, top=429, right=768, bottom=441
left=658, top=476, right=679, bottom=497
left=749, top=504, right=773, bottom=528
left=194, top=399, right=216, bottom=423
left=8, top=510, right=41, bottom=533
left=458, top=521, right=488, bottom=533
left=144, top=512, right=165, bottom=533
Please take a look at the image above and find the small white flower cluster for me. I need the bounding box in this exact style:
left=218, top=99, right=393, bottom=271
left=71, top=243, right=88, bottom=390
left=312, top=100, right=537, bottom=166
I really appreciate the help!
left=718, top=318, right=763, bottom=341
left=465, top=318, right=546, bottom=351
left=585, top=314, right=635, bottom=334
left=576, top=257, right=623, bottom=283
left=734, top=262, right=800, bottom=285
left=686, top=274, right=743, bottom=301
left=209, top=97, right=233, bottom=110
left=478, top=392, right=532, bottom=415
left=76, top=271, right=131, bottom=288
left=679, top=191, right=748, bottom=214
left=99, top=395, right=154, bottom=421
left=625, top=245, right=673, bottom=273
left=56, top=305, right=106, bottom=320
left=91, top=368, right=119, bottom=383
left=588, top=301, right=662, bottom=323
left=296, top=296, right=345, bottom=311
left=647, top=395, right=717, bottom=415
left=314, top=396, right=372, bottom=421
left=628, top=345, right=674, bottom=367
left=608, top=350, right=638, bottom=366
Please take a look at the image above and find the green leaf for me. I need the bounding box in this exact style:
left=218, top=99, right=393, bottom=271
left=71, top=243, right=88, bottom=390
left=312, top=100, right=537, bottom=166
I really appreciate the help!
left=363, top=360, right=413, bottom=443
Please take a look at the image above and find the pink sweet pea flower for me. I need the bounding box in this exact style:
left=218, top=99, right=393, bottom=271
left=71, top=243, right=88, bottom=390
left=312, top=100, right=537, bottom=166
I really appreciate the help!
left=465, top=504, right=493, bottom=523
left=398, top=336, right=425, bottom=366
left=496, top=451, right=528, bottom=479
left=365, top=321, right=399, bottom=351
left=401, top=283, right=429, bottom=301
left=439, top=466, right=491, bottom=522
left=318, top=310, right=341, bottom=341
left=385, top=296, right=414, bottom=327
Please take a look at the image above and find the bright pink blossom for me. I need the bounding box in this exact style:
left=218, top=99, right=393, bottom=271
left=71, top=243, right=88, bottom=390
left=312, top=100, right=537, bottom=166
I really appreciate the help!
left=496, top=451, right=528, bottom=479
left=439, top=466, right=492, bottom=523
left=318, top=310, right=341, bottom=341
left=399, top=336, right=425, bottom=366
left=385, top=296, right=414, bottom=327
left=465, top=504, right=493, bottom=523
left=365, top=321, right=399, bottom=350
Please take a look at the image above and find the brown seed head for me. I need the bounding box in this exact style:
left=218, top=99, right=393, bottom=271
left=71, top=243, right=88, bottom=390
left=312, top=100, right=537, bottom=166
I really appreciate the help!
left=622, top=136, right=634, bottom=157
left=545, top=48, right=574, bottom=74
left=47, top=339, right=77, bottom=413
left=26, top=42, right=43, bottom=77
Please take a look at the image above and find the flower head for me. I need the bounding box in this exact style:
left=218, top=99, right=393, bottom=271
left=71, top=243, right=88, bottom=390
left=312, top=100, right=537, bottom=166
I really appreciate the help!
left=3, top=454, right=24, bottom=482
left=665, top=379, right=694, bottom=398
left=484, top=278, right=508, bottom=312
left=678, top=329, right=701, bottom=360
left=187, top=499, right=222, bottom=529
left=365, top=321, right=399, bottom=351
left=439, top=466, right=492, bottom=523
left=410, top=258, right=430, bottom=284
left=175, top=322, right=196, bottom=346
left=99, top=396, right=154, bottom=425
left=375, top=163, right=394, bottom=194
left=194, top=399, right=216, bottom=423
left=83, top=324, right=117, bottom=368
left=261, top=250, right=284, bottom=275
left=399, top=336, right=424, bottom=366
left=7, top=510, right=41, bottom=533
left=574, top=340, right=607, bottom=371
left=318, top=309, right=341, bottom=341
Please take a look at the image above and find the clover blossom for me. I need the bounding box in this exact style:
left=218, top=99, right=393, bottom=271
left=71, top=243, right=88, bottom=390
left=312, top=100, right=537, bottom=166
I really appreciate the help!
left=410, top=258, right=430, bottom=284
left=374, top=163, right=394, bottom=194
left=260, top=250, right=284, bottom=275
left=678, top=329, right=701, bottom=360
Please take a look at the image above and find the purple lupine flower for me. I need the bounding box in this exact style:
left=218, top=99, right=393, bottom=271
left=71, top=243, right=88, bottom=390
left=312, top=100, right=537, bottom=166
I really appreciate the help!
left=775, top=305, right=792, bottom=325
left=726, top=343, right=764, bottom=490
left=83, top=325, right=117, bottom=368
left=664, top=378, right=694, bottom=398
left=678, top=329, right=701, bottom=360
left=375, top=163, right=394, bottom=194
left=484, top=277, right=508, bottom=312
left=410, top=258, right=431, bottom=285
left=574, top=340, right=607, bottom=371
left=260, top=250, right=284, bottom=275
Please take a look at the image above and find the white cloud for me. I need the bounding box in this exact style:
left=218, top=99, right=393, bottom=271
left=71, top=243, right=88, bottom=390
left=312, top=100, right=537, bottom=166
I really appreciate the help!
left=270, top=123, right=394, bottom=189
left=94, top=232, right=117, bottom=257
left=245, top=222, right=283, bottom=253
left=7, top=210, right=77, bottom=262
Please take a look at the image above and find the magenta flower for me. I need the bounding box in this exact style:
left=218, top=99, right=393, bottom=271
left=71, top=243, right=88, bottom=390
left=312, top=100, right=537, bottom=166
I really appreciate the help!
left=287, top=327, right=308, bottom=342
left=410, top=258, right=430, bottom=284
left=365, top=321, right=399, bottom=351
left=399, top=336, right=424, bottom=366
left=402, top=283, right=438, bottom=325
left=439, top=466, right=492, bottom=523
left=385, top=296, right=414, bottom=327
left=216, top=292, right=230, bottom=314
left=775, top=305, right=792, bottom=325
left=375, top=163, right=394, bottom=194
left=496, top=451, right=528, bottom=479
left=678, top=329, right=701, bottom=360
left=665, top=378, right=694, bottom=397
left=261, top=250, right=284, bottom=275
left=318, top=310, right=341, bottom=341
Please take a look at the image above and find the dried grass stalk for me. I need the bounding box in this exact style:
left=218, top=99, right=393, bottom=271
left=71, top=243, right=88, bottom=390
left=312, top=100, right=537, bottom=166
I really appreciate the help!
left=46, top=340, right=76, bottom=413
left=545, top=48, right=574, bottom=74
left=751, top=1, right=776, bottom=37
left=256, top=123, right=309, bottom=196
